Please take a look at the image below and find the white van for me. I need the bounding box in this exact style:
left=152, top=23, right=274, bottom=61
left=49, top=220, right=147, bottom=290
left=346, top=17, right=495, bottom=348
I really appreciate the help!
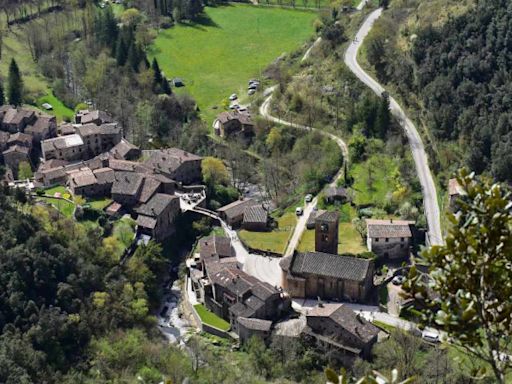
left=421, top=330, right=440, bottom=343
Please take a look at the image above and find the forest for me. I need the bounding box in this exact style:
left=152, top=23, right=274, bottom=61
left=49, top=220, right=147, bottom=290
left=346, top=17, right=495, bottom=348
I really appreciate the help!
left=365, top=0, right=512, bottom=182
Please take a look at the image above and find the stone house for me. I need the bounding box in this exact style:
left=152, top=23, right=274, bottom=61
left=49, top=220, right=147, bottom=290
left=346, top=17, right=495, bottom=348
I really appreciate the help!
left=24, top=115, right=57, bottom=143
left=241, top=205, right=269, bottom=231
left=143, top=148, right=202, bottom=185
left=237, top=317, right=272, bottom=344
left=280, top=251, right=374, bottom=303
left=324, top=186, right=348, bottom=204
left=93, top=167, right=116, bottom=196
left=217, top=198, right=258, bottom=228
left=8, top=132, right=33, bottom=148
left=305, top=304, right=379, bottom=360
left=67, top=168, right=98, bottom=196
left=0, top=106, right=36, bottom=133
left=135, top=193, right=180, bottom=241
left=111, top=171, right=145, bottom=207
left=109, top=138, right=141, bottom=160
left=3, top=145, right=31, bottom=178
left=41, top=123, right=122, bottom=162
left=365, top=219, right=414, bottom=260
left=213, top=110, right=254, bottom=138
left=75, top=109, right=113, bottom=125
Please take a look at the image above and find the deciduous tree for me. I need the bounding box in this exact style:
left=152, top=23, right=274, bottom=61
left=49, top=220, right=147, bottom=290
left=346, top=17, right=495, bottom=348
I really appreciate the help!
left=405, top=169, right=512, bottom=383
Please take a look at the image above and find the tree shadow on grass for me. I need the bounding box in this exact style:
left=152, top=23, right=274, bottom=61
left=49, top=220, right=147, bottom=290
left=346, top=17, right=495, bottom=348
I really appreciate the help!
left=177, top=13, right=221, bottom=30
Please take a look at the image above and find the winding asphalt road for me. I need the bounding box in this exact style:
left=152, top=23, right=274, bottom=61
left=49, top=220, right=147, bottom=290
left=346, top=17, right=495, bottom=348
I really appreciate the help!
left=344, top=8, right=443, bottom=246
left=260, top=88, right=349, bottom=257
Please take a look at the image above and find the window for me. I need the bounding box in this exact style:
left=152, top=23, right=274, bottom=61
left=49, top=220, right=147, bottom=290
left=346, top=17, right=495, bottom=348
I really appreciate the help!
left=385, top=238, right=389, bottom=242
left=375, top=238, right=379, bottom=242
left=401, top=237, right=404, bottom=242
left=400, top=244, right=404, bottom=249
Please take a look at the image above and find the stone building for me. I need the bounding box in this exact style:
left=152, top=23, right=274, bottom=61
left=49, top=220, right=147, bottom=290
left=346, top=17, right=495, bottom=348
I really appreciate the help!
left=75, top=109, right=113, bottom=125
left=41, top=123, right=122, bottom=162
left=280, top=251, right=374, bottom=303
left=237, top=317, right=272, bottom=344
left=217, top=198, right=258, bottom=228
left=135, top=193, right=180, bottom=241
left=143, top=148, right=202, bottom=185
left=365, top=219, right=414, bottom=260
left=315, top=211, right=339, bottom=254
left=241, top=205, right=269, bottom=231
left=305, top=304, right=379, bottom=360
left=3, top=146, right=31, bottom=178
left=67, top=168, right=98, bottom=196
left=213, top=110, right=254, bottom=138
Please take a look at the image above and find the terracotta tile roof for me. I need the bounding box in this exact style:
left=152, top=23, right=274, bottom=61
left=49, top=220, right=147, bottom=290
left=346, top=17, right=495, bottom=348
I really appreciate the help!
left=77, top=110, right=113, bottom=125
left=325, top=186, right=348, bottom=199
left=366, top=219, right=413, bottom=238
left=76, top=122, right=120, bottom=137
left=215, top=110, right=254, bottom=126
left=289, top=252, right=372, bottom=282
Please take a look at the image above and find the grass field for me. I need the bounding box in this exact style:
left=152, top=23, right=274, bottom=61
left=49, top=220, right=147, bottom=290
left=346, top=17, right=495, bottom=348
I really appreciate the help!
left=43, top=185, right=69, bottom=196
left=350, top=155, right=397, bottom=206
left=297, top=203, right=366, bottom=254
left=0, top=10, right=77, bottom=122
left=37, top=92, right=74, bottom=122
left=239, top=212, right=296, bottom=255
left=297, top=222, right=366, bottom=254
left=150, top=4, right=317, bottom=122
left=37, top=197, right=75, bottom=218
left=194, top=304, right=231, bottom=331
left=88, top=197, right=114, bottom=211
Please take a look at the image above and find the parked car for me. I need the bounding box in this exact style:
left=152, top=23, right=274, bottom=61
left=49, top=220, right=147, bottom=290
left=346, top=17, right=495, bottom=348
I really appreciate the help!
left=229, top=93, right=238, bottom=101
left=248, top=89, right=256, bottom=96
left=421, top=330, right=440, bottom=343
left=295, top=207, right=304, bottom=216
left=248, top=84, right=258, bottom=90
left=392, top=275, right=406, bottom=285
left=248, top=79, right=259, bottom=85
left=305, top=194, right=313, bottom=203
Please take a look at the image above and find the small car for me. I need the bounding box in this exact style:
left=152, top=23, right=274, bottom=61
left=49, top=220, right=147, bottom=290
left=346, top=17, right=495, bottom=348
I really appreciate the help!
left=305, top=194, right=313, bottom=203
left=295, top=207, right=304, bottom=216
left=229, top=93, right=238, bottom=101
left=392, top=275, right=406, bottom=285
left=248, top=89, right=256, bottom=96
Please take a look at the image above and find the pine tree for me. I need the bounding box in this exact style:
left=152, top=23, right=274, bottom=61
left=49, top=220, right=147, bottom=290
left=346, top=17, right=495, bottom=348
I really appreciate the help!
left=161, top=77, right=172, bottom=95
left=152, top=58, right=163, bottom=85
left=115, top=38, right=128, bottom=66
left=127, top=43, right=141, bottom=72
left=375, top=93, right=391, bottom=139
left=8, top=59, right=23, bottom=106
left=0, top=81, right=4, bottom=105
